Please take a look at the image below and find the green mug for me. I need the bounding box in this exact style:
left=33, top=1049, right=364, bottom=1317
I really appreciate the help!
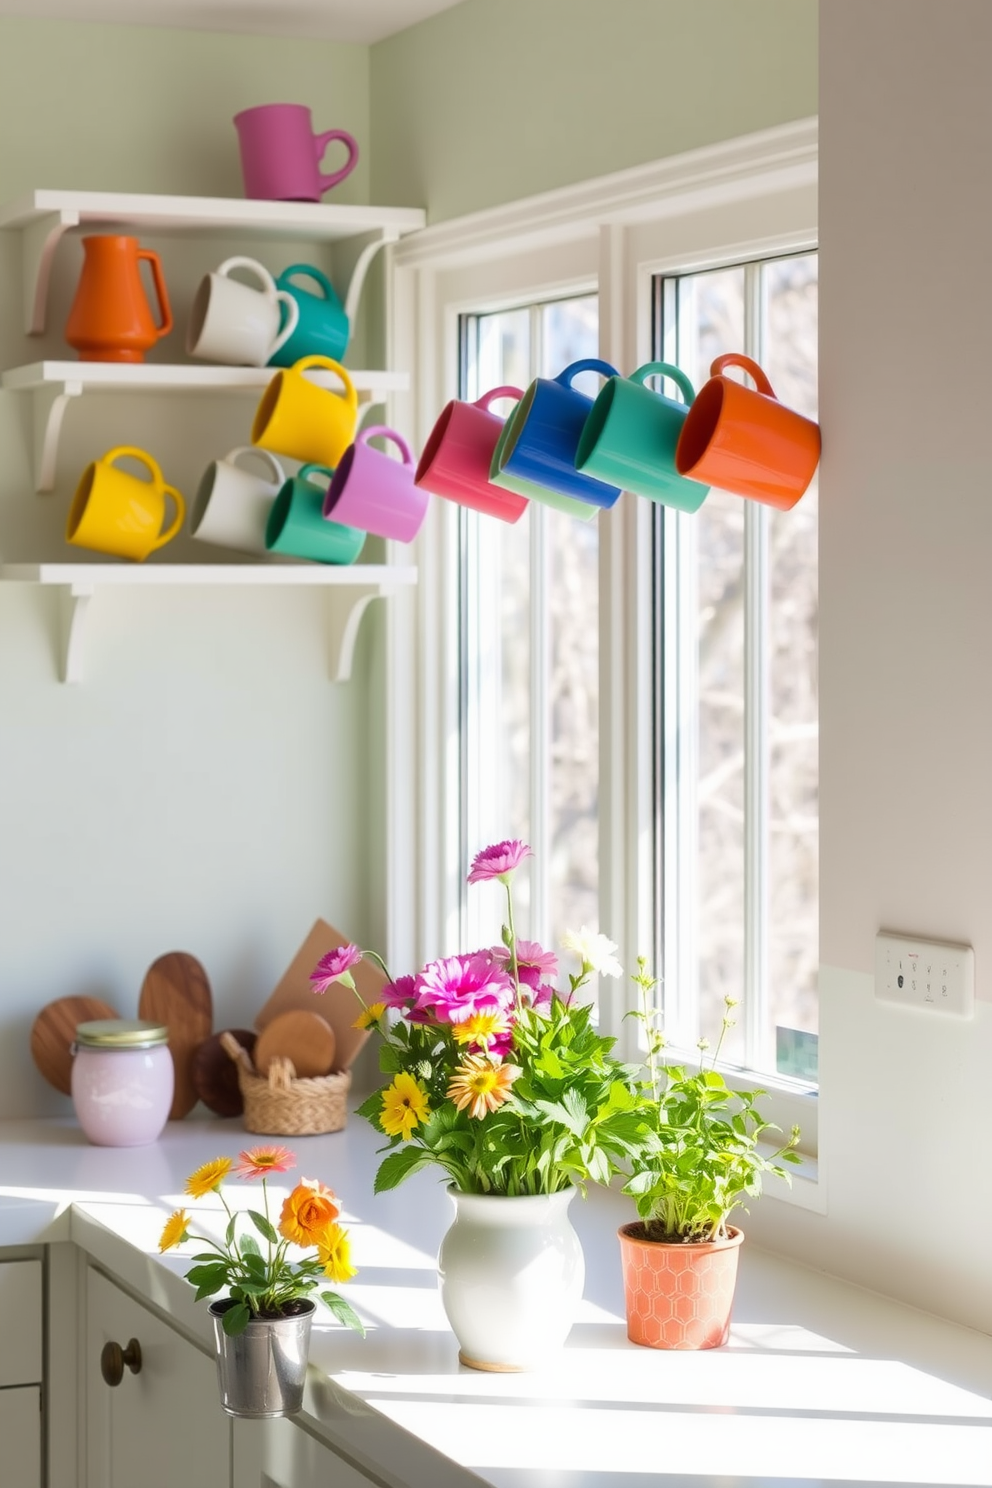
left=265, top=463, right=366, bottom=564
left=489, top=400, right=598, bottom=521
left=574, top=361, right=709, bottom=513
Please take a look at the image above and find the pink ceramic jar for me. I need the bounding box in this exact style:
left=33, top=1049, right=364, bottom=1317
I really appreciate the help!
left=71, top=1019, right=174, bottom=1146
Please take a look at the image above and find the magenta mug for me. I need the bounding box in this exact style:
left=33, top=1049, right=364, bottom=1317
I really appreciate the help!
left=322, top=426, right=427, bottom=542
left=415, top=386, right=528, bottom=524
left=234, top=103, right=359, bottom=202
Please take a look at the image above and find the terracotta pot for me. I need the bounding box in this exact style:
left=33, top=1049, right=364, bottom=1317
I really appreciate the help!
left=618, top=1222, right=743, bottom=1350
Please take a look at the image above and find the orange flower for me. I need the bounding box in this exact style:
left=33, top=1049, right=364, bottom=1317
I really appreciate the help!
left=447, top=1054, right=521, bottom=1119
left=278, top=1177, right=340, bottom=1247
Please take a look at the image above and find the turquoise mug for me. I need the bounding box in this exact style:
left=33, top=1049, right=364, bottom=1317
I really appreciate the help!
left=575, top=361, right=710, bottom=513
left=490, top=401, right=597, bottom=520
left=265, top=463, right=366, bottom=564
left=268, top=265, right=350, bottom=368
left=494, top=358, right=622, bottom=510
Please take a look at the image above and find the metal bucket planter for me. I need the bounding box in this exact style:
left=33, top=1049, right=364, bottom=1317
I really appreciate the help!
left=209, top=1298, right=315, bottom=1417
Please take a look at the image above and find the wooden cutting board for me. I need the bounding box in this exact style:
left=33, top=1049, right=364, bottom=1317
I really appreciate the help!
left=191, top=1029, right=257, bottom=1118
left=138, top=952, right=213, bottom=1119
left=254, top=919, right=386, bottom=1071
left=30, top=995, right=119, bottom=1095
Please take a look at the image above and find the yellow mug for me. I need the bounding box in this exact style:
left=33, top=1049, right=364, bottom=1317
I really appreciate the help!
left=66, top=446, right=185, bottom=562
left=251, top=354, right=358, bottom=468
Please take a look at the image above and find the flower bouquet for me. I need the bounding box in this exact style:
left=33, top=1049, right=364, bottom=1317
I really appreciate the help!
left=160, top=1145, right=363, bottom=1416
left=310, top=839, right=644, bottom=1371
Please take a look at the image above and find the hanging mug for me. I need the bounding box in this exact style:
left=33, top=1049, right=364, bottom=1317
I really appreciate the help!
left=252, top=356, right=359, bottom=468
left=415, top=386, right=528, bottom=523
left=489, top=394, right=599, bottom=521
left=674, top=353, right=821, bottom=510
left=269, top=265, right=350, bottom=368
left=234, top=104, right=359, bottom=202
left=67, top=447, right=185, bottom=562
left=266, top=465, right=366, bottom=565
left=322, top=427, right=427, bottom=543
left=494, top=359, right=622, bottom=510
left=575, top=361, right=710, bottom=513
left=190, top=447, right=286, bottom=556
left=187, top=257, right=299, bottom=367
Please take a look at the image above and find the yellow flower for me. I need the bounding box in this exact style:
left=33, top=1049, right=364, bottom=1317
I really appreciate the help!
left=318, top=1222, right=358, bottom=1283
left=380, top=1072, right=431, bottom=1139
left=352, top=1001, right=386, bottom=1031
left=184, top=1156, right=233, bottom=1199
left=452, top=1008, right=511, bottom=1048
left=159, top=1208, right=190, bottom=1253
left=447, top=1054, right=521, bottom=1120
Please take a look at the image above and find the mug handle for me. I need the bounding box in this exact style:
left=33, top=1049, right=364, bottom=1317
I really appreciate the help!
left=298, top=463, right=336, bottom=488
left=149, top=484, right=186, bottom=553
left=268, top=291, right=301, bottom=358
left=475, top=385, right=524, bottom=413
left=710, top=352, right=777, bottom=399
left=358, top=425, right=414, bottom=469
left=556, top=357, right=620, bottom=388
left=217, top=256, right=278, bottom=295
left=137, top=250, right=172, bottom=339
left=226, top=446, right=286, bottom=485
left=630, top=361, right=696, bottom=405
left=106, top=445, right=164, bottom=484
left=277, top=264, right=344, bottom=311
left=293, top=355, right=358, bottom=410
left=314, top=129, right=360, bottom=193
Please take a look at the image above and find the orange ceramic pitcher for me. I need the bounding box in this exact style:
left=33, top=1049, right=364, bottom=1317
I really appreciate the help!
left=65, top=235, right=173, bottom=363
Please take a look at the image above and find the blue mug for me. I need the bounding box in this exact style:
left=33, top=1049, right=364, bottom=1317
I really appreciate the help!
left=495, top=358, right=622, bottom=509
left=268, top=264, right=350, bottom=368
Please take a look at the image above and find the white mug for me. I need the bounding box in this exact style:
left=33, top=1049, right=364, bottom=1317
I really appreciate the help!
left=186, top=256, right=299, bottom=367
left=190, top=446, right=286, bottom=554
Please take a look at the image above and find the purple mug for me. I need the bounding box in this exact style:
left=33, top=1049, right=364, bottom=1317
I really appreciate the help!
left=322, top=426, right=427, bottom=543
left=234, top=103, right=359, bottom=202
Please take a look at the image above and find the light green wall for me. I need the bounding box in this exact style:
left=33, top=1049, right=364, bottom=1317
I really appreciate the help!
left=370, top=0, right=817, bottom=221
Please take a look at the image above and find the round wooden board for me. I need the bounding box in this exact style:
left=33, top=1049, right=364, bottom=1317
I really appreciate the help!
left=191, top=1029, right=257, bottom=1118
left=31, top=996, right=119, bottom=1095
left=138, top=951, right=213, bottom=1119
left=254, top=1009, right=337, bottom=1078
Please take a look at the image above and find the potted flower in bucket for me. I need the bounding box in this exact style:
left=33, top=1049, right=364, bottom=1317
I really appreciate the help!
left=618, top=962, right=801, bottom=1349
left=159, top=1146, right=364, bottom=1417
left=311, top=840, right=644, bottom=1374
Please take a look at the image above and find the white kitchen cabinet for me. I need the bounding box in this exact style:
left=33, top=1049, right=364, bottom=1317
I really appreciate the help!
left=85, top=1266, right=231, bottom=1488
left=234, top=1417, right=380, bottom=1488
left=0, top=1259, right=43, bottom=1486
left=0, top=1386, right=42, bottom=1488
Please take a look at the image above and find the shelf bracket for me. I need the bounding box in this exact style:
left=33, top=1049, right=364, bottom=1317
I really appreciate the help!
left=58, top=581, right=94, bottom=684
left=326, top=586, right=387, bottom=682
left=32, top=379, right=83, bottom=492
left=343, top=228, right=401, bottom=329
left=23, top=209, right=80, bottom=335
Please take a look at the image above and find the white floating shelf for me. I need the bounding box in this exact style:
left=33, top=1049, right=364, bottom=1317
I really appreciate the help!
left=2, top=361, right=409, bottom=493
left=0, top=189, right=426, bottom=335
left=0, top=562, right=417, bottom=684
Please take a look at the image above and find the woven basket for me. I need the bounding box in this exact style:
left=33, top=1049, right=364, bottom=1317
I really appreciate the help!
left=221, top=1033, right=350, bottom=1136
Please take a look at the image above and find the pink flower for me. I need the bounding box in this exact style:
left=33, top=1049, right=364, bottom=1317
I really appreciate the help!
left=414, top=953, right=515, bottom=1025
left=235, top=1145, right=296, bottom=1180
left=467, top=840, right=532, bottom=885
left=310, top=944, right=362, bottom=994
left=382, top=974, right=432, bottom=1024
left=492, top=939, right=558, bottom=989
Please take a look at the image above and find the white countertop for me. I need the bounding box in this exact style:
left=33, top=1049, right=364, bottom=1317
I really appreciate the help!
left=2, top=1113, right=991, bottom=1488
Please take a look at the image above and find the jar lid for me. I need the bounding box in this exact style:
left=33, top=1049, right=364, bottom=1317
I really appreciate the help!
left=75, top=1019, right=170, bottom=1049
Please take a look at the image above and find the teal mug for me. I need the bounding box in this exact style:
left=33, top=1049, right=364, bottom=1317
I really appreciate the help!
left=265, top=463, right=366, bottom=564
left=489, top=400, right=598, bottom=521
left=574, top=361, right=709, bottom=513
left=268, top=265, right=350, bottom=368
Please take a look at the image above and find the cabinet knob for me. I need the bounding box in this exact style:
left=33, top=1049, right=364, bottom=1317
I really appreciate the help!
left=100, top=1337, right=142, bottom=1386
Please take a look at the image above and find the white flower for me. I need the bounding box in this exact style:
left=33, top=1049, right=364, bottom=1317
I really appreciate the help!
left=561, top=927, right=623, bottom=979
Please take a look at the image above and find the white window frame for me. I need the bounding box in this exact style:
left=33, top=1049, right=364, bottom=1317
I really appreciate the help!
left=385, top=118, right=822, bottom=1203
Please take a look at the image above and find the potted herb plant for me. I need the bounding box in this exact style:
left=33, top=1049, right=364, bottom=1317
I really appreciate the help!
left=310, top=839, right=644, bottom=1373
left=619, top=960, right=801, bottom=1349
left=159, top=1145, right=364, bottom=1417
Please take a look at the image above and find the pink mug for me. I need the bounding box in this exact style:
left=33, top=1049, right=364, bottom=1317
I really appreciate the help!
left=234, top=103, right=359, bottom=202
left=415, top=386, right=528, bottom=524
left=322, top=426, right=427, bottom=542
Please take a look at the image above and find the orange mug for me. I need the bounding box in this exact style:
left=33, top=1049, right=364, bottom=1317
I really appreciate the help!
left=674, top=353, right=820, bottom=511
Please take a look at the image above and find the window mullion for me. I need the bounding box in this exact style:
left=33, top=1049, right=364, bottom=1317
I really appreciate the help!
left=529, top=304, right=551, bottom=947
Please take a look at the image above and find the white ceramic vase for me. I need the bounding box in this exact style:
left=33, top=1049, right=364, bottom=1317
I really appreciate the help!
left=437, top=1185, right=585, bottom=1371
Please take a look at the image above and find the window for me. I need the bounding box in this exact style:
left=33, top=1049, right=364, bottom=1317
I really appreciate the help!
left=457, top=295, right=601, bottom=961
left=655, top=253, right=819, bottom=1084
